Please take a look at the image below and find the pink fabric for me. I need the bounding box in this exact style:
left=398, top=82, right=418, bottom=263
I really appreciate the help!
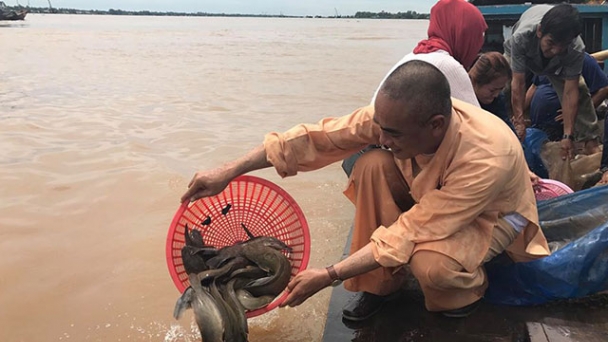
left=413, top=0, right=488, bottom=70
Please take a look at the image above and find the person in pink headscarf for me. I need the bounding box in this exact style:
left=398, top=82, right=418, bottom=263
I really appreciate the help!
left=414, top=0, right=487, bottom=71
left=332, top=1, right=492, bottom=321
left=371, top=0, right=487, bottom=108
left=343, top=0, right=488, bottom=178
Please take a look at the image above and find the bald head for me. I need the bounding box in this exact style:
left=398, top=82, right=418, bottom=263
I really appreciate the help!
left=378, top=60, right=452, bottom=124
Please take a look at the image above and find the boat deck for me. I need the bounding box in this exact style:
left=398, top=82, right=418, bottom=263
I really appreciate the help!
left=321, top=227, right=608, bottom=342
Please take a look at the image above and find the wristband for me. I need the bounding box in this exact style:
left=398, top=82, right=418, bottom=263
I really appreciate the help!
left=326, top=265, right=343, bottom=287
left=562, top=134, right=574, bottom=141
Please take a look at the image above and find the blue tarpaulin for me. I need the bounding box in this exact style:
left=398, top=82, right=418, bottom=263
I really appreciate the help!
left=485, top=185, right=608, bottom=306
left=523, top=127, right=549, bottom=179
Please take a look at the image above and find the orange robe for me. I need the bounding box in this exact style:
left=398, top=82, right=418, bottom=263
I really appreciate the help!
left=263, top=98, right=550, bottom=294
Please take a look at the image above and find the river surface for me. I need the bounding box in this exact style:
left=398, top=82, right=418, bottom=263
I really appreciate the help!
left=0, top=14, right=427, bottom=342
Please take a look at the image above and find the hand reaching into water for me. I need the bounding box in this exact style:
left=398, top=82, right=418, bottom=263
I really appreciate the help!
left=180, top=168, right=232, bottom=203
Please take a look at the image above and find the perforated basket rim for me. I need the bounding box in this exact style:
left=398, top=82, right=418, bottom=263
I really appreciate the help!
left=538, top=179, right=574, bottom=193
left=165, top=175, right=311, bottom=318
left=534, top=179, right=574, bottom=200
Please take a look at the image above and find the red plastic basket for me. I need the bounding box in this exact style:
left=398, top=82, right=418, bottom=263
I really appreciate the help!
left=534, top=179, right=574, bottom=201
left=166, top=175, right=310, bottom=318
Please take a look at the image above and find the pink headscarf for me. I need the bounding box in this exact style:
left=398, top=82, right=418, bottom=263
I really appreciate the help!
left=413, top=0, right=488, bottom=70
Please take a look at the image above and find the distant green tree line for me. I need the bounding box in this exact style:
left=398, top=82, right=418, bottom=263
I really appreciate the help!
left=354, top=10, right=429, bottom=19
left=6, top=6, right=300, bottom=17
left=5, top=5, right=429, bottom=19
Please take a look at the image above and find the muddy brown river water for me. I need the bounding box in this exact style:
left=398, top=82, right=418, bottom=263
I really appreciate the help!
left=0, top=14, right=428, bottom=341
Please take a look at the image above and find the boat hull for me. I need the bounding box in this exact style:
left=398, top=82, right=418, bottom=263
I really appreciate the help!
left=0, top=9, right=27, bottom=20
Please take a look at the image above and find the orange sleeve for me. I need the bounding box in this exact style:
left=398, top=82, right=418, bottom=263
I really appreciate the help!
left=263, top=106, right=380, bottom=178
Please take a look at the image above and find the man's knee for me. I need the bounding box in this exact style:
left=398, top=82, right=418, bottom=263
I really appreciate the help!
left=351, top=149, right=395, bottom=178
left=351, top=149, right=414, bottom=211
left=409, top=251, right=457, bottom=289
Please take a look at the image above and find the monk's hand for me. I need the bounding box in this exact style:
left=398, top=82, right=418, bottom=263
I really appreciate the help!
left=180, top=168, right=232, bottom=203
left=560, top=137, right=574, bottom=160
left=280, top=268, right=332, bottom=308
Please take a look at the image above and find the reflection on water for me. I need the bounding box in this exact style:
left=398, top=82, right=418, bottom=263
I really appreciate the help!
left=0, top=14, right=427, bottom=341
left=0, top=22, right=28, bottom=28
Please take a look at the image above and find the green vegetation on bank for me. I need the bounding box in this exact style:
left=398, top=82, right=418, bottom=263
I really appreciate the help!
left=4, top=5, right=429, bottom=19
left=354, top=11, right=429, bottom=19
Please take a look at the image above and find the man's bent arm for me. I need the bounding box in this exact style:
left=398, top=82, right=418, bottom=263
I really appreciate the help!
left=221, top=144, right=272, bottom=180
left=511, top=73, right=526, bottom=122
left=524, top=84, right=537, bottom=112
left=562, top=78, right=580, bottom=137
left=333, top=243, right=380, bottom=280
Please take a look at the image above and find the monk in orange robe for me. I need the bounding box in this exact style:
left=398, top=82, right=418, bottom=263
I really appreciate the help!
left=181, top=60, right=550, bottom=320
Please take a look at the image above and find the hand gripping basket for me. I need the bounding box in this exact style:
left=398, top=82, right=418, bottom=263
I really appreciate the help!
left=534, top=179, right=574, bottom=201
left=166, top=175, right=310, bottom=318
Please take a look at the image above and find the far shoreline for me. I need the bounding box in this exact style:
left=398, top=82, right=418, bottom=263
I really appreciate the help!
left=4, top=6, right=430, bottom=20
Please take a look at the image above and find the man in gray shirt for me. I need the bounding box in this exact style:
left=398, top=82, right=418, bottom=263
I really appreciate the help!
left=504, top=4, right=601, bottom=159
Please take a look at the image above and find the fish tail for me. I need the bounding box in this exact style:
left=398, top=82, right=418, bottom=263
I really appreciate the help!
left=184, top=224, right=194, bottom=246
left=173, top=286, right=194, bottom=320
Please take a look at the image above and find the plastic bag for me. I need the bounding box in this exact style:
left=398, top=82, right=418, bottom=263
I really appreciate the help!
left=523, top=128, right=549, bottom=179
left=485, top=185, right=608, bottom=306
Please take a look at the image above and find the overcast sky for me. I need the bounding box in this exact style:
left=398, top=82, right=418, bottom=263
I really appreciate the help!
left=30, top=0, right=438, bottom=16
